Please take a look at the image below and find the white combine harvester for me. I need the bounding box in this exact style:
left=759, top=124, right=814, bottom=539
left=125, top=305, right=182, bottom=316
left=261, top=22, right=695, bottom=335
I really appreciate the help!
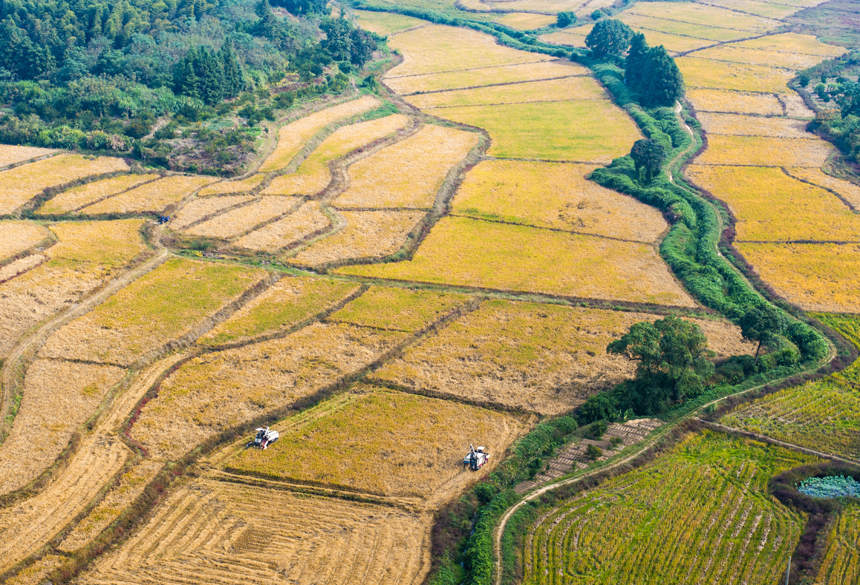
left=248, top=427, right=279, bottom=450
left=463, top=444, right=489, bottom=471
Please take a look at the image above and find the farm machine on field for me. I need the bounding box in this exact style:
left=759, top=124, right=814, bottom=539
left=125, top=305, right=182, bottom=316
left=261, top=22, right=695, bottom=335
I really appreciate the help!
left=248, top=427, right=279, bottom=450
left=463, top=444, right=489, bottom=471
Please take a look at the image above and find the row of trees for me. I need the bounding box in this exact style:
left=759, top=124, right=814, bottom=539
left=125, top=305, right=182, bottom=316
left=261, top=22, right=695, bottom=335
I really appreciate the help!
left=173, top=42, right=245, bottom=105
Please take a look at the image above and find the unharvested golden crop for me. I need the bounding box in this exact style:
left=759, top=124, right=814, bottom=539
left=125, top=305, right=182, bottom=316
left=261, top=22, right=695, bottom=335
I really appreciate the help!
left=187, top=196, right=298, bottom=239
left=697, top=113, right=810, bottom=138
left=0, top=154, right=129, bottom=214
left=39, top=257, right=266, bottom=365
left=133, top=323, right=406, bottom=460
left=199, top=276, right=360, bottom=346
left=197, top=173, right=265, bottom=196
left=169, top=195, right=255, bottom=230
left=693, top=135, right=833, bottom=167
left=386, top=59, right=589, bottom=95
left=354, top=8, right=424, bottom=35
left=618, top=14, right=748, bottom=42
left=493, top=12, right=556, bottom=30
left=291, top=210, right=426, bottom=267
left=451, top=160, right=666, bottom=242
left=373, top=300, right=752, bottom=415
left=687, top=166, right=858, bottom=241
left=629, top=2, right=781, bottom=32
left=0, top=359, right=125, bottom=494
left=339, top=217, right=695, bottom=306
left=539, top=30, right=588, bottom=49
left=690, top=0, right=800, bottom=19
left=329, top=286, right=467, bottom=331
left=0, top=221, right=51, bottom=261
left=435, top=100, right=640, bottom=162
left=262, top=114, right=410, bottom=196
left=407, top=76, right=607, bottom=109
left=686, top=89, right=784, bottom=115
left=690, top=45, right=827, bottom=70
left=235, top=201, right=330, bottom=252
left=259, top=95, right=381, bottom=172
left=80, top=175, right=216, bottom=214
left=386, top=24, right=551, bottom=78
left=79, top=479, right=429, bottom=585
left=0, top=144, right=57, bottom=168
left=45, top=219, right=145, bottom=269
left=36, top=174, right=159, bottom=215
left=784, top=93, right=815, bottom=118
left=0, top=254, right=45, bottom=283
left=335, top=124, right=478, bottom=209
left=736, top=242, right=860, bottom=312
left=815, top=503, right=860, bottom=584
left=677, top=57, right=793, bottom=93
left=732, top=33, right=847, bottom=57
left=787, top=167, right=860, bottom=208
left=227, top=387, right=524, bottom=499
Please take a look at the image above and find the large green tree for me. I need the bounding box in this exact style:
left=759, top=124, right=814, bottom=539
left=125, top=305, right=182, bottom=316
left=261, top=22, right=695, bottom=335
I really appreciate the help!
left=739, top=305, right=783, bottom=364
left=639, top=45, right=685, bottom=107
left=624, top=32, right=649, bottom=92
left=585, top=19, right=634, bottom=57
left=630, top=138, right=666, bottom=183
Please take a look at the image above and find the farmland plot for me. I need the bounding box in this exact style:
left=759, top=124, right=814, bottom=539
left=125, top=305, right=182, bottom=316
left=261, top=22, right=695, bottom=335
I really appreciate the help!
left=0, top=154, right=129, bottom=215
left=329, top=286, right=467, bottom=331
left=132, top=323, right=406, bottom=461
left=691, top=0, right=801, bottom=19
left=731, top=33, right=846, bottom=56
left=259, top=95, right=381, bottom=172
left=523, top=431, right=816, bottom=585
left=786, top=168, right=860, bottom=209
left=38, top=257, right=266, bottom=366
left=168, top=195, right=256, bottom=230
left=692, top=135, right=833, bottom=167
left=197, top=173, right=265, bottom=196
left=0, top=360, right=125, bottom=494
left=186, top=196, right=298, bottom=239
left=234, top=201, right=330, bottom=252
left=35, top=174, right=159, bottom=215
left=338, top=216, right=694, bottom=305
left=690, top=45, right=827, bottom=69
left=226, top=388, right=525, bottom=500
left=334, top=124, right=479, bottom=209
left=353, top=9, right=425, bottom=35
left=697, top=113, right=811, bottom=139
left=686, top=89, right=785, bottom=116
left=617, top=14, right=751, bottom=42
left=262, top=114, right=410, bottom=197
left=627, top=2, right=782, bottom=32
left=0, top=254, right=46, bottom=283
left=199, top=276, right=360, bottom=347
left=79, top=175, right=217, bottom=215
left=372, top=300, right=752, bottom=414
left=677, top=57, right=794, bottom=93
left=0, top=221, right=51, bottom=261
left=0, top=220, right=145, bottom=358
left=79, top=479, right=429, bottom=585
left=814, top=503, right=860, bottom=584
left=406, top=76, right=607, bottom=109
left=493, top=12, right=556, bottom=29
left=0, top=144, right=57, bottom=168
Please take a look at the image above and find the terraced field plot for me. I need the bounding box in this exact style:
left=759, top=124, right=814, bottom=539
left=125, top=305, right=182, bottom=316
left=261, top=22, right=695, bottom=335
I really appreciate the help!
left=678, top=58, right=794, bottom=93
left=523, top=431, right=816, bottom=584
left=328, top=286, right=467, bottom=331
left=38, top=257, right=266, bottom=365
left=697, top=113, right=811, bottom=139
left=371, top=300, right=752, bottom=414
left=0, top=221, right=51, bottom=261
left=80, top=175, right=216, bottom=215
left=617, top=13, right=751, bottom=42
left=627, top=2, right=782, bottom=32
left=785, top=168, right=860, bottom=209
left=493, top=12, right=556, bottom=29
left=814, top=502, right=860, bottom=584
left=686, top=89, right=785, bottom=116
left=353, top=9, right=425, bottom=35
left=197, top=173, right=265, bottom=196
left=693, top=135, right=833, bottom=167
left=406, top=76, right=607, bottom=109
left=226, top=388, right=524, bottom=499
left=79, top=479, right=429, bottom=585
left=169, top=195, right=256, bottom=230
left=235, top=201, right=330, bottom=252
left=690, top=45, right=828, bottom=70
left=186, top=196, right=298, bottom=239
left=36, top=174, right=159, bottom=215
left=0, top=144, right=57, bottom=168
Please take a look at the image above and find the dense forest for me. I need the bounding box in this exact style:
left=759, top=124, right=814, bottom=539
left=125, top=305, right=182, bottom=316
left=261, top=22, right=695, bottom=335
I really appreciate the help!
left=0, top=0, right=380, bottom=173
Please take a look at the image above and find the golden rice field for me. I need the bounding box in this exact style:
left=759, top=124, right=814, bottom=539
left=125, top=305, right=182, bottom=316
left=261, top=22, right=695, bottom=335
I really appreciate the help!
left=199, top=276, right=360, bottom=347
left=36, top=174, right=160, bottom=215
left=0, top=220, right=146, bottom=358
left=132, top=323, right=406, bottom=460
left=226, top=387, right=524, bottom=499
left=262, top=114, right=410, bottom=196
left=80, top=175, right=217, bottom=215
left=353, top=9, right=424, bottom=35
left=0, top=254, right=45, bottom=283
left=435, top=100, right=640, bottom=162
left=234, top=201, right=330, bottom=252
left=686, top=166, right=858, bottom=241
left=187, top=196, right=298, bottom=239
left=371, top=300, right=752, bottom=414
left=677, top=57, right=794, bottom=93
left=522, top=431, right=816, bottom=585
left=329, top=286, right=467, bottom=331
left=0, top=359, right=125, bottom=494
left=169, top=195, right=256, bottom=230
left=334, top=124, right=478, bottom=209
left=451, top=160, right=666, bottom=242
left=693, top=0, right=801, bottom=19
left=38, top=257, right=266, bottom=365
left=406, top=76, right=607, bottom=109
left=0, top=154, right=129, bottom=215
left=732, top=32, right=847, bottom=56
left=693, top=136, right=833, bottom=167
left=786, top=168, right=860, bottom=209
left=697, top=113, right=810, bottom=138
left=197, top=173, right=265, bottom=196
left=339, top=216, right=695, bottom=306
left=259, top=95, right=381, bottom=172
left=5, top=555, right=65, bottom=585
left=385, top=60, right=589, bottom=94
left=78, top=478, right=430, bottom=585
left=617, top=14, right=749, bottom=42
left=736, top=242, right=860, bottom=313
left=0, top=221, right=51, bottom=261
left=493, top=12, right=556, bottom=30
left=686, top=89, right=784, bottom=116
left=290, top=210, right=426, bottom=267
left=0, top=144, right=57, bottom=168
left=691, top=45, right=830, bottom=70
left=814, top=503, right=860, bottom=585
left=628, top=2, right=781, bottom=33
left=542, top=22, right=717, bottom=53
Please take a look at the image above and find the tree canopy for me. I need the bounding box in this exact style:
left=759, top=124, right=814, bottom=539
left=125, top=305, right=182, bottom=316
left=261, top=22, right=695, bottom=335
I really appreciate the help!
left=739, top=305, right=784, bottom=364
left=624, top=35, right=685, bottom=107
left=557, top=11, right=576, bottom=27
left=585, top=19, right=634, bottom=57
left=630, top=138, right=666, bottom=183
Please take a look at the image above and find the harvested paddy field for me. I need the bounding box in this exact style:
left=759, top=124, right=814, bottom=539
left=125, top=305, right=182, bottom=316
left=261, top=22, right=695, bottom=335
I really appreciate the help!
left=353, top=9, right=424, bottom=35
left=523, top=431, right=816, bottom=585
left=0, top=221, right=51, bottom=261
left=186, top=196, right=298, bottom=239
left=688, top=45, right=827, bottom=69
left=169, top=195, right=256, bottom=230
left=79, top=478, right=430, bottom=585
left=493, top=12, right=556, bottom=29
left=451, top=160, right=666, bottom=242
left=35, top=174, right=159, bottom=215
left=814, top=503, right=860, bottom=585
left=197, top=174, right=265, bottom=196
left=617, top=13, right=751, bottom=42
left=79, top=175, right=217, bottom=215
left=132, top=323, right=406, bottom=460
left=406, top=76, right=607, bottom=109
left=686, top=89, right=785, bottom=116
left=0, top=144, right=57, bottom=168
left=198, top=276, right=361, bottom=346
left=328, top=286, right=467, bottom=331
left=234, top=201, right=330, bottom=252
left=627, top=1, right=782, bottom=32
left=0, top=154, right=129, bottom=215
left=38, top=257, right=266, bottom=366
left=371, top=300, right=752, bottom=414
left=334, top=124, right=478, bottom=209
left=697, top=113, right=811, bottom=139
left=226, top=387, right=525, bottom=499
left=0, top=359, right=125, bottom=494
left=338, top=216, right=694, bottom=305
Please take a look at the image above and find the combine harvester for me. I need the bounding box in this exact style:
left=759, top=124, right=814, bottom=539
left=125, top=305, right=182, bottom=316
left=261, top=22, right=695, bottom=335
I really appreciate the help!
left=463, top=444, right=489, bottom=471
left=248, top=427, right=279, bottom=450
